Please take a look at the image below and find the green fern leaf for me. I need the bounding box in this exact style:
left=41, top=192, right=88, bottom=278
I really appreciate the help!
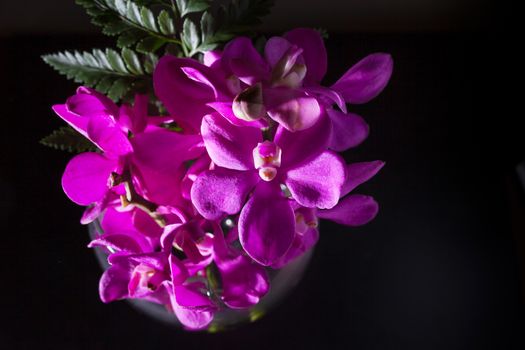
left=40, top=126, right=98, bottom=153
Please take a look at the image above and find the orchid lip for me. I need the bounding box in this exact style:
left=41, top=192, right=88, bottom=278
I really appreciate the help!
left=129, top=264, right=163, bottom=295
left=295, top=208, right=318, bottom=234
left=253, top=141, right=282, bottom=181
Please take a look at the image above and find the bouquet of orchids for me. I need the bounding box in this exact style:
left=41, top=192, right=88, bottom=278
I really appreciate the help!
left=41, top=0, right=392, bottom=330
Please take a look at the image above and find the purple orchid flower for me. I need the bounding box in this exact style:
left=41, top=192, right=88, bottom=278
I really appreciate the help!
left=283, top=28, right=393, bottom=151
left=90, top=215, right=218, bottom=330
left=54, top=87, right=133, bottom=209
left=271, top=160, right=385, bottom=268
left=54, top=87, right=204, bottom=218
left=191, top=112, right=346, bottom=266
left=316, top=160, right=385, bottom=225
left=269, top=206, right=320, bottom=269
left=160, top=216, right=269, bottom=309
left=212, top=224, right=269, bottom=308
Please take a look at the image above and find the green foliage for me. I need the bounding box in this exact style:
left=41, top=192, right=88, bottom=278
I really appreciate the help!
left=182, top=0, right=275, bottom=56
left=74, top=0, right=274, bottom=57
left=75, top=0, right=178, bottom=53
left=175, top=0, right=210, bottom=17
left=42, top=48, right=157, bottom=101
left=40, top=127, right=98, bottom=153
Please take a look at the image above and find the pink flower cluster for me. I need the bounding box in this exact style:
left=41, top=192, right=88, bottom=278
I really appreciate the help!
left=53, top=28, right=392, bottom=329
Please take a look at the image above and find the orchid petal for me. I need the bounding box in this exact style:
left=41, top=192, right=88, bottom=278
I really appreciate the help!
left=239, top=181, right=295, bottom=266
left=285, top=151, right=345, bottom=209
left=191, top=168, right=258, bottom=220
left=117, top=94, right=148, bottom=134
left=342, top=161, right=385, bottom=197
left=88, top=233, right=143, bottom=254
left=171, top=285, right=215, bottom=330
left=154, top=56, right=219, bottom=132
left=284, top=28, right=327, bottom=84
left=214, top=231, right=269, bottom=308
left=131, top=129, right=203, bottom=206
left=264, top=36, right=293, bottom=68
left=203, top=50, right=222, bottom=67
left=87, top=114, right=133, bottom=156
left=61, top=152, right=117, bottom=206
left=271, top=227, right=319, bottom=269
left=206, top=102, right=268, bottom=128
left=274, top=112, right=331, bottom=170
left=169, top=254, right=189, bottom=286
left=331, top=53, right=393, bottom=104
left=304, top=85, right=347, bottom=113
left=99, top=263, right=131, bottom=303
left=222, top=37, right=270, bottom=84
left=327, top=109, right=369, bottom=151
left=101, top=207, right=136, bottom=235
left=317, top=194, right=379, bottom=226
left=132, top=209, right=163, bottom=238
left=265, top=88, right=321, bottom=132
left=201, top=113, right=262, bottom=170
left=66, top=88, right=117, bottom=117
left=174, top=284, right=215, bottom=311
left=52, top=104, right=89, bottom=137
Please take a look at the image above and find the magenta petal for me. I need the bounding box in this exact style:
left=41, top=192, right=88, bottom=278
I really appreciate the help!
left=131, top=129, right=203, bottom=206
left=173, top=283, right=216, bottom=312
left=101, top=207, right=136, bottom=235
left=265, top=88, right=321, bottom=132
left=52, top=104, right=89, bottom=137
left=239, top=182, right=295, bottom=266
left=203, top=50, right=222, bottom=67
left=61, top=152, right=117, bottom=205
left=284, top=28, right=327, bottom=84
left=133, top=209, right=163, bottom=238
left=274, top=112, right=331, bottom=170
left=154, top=56, right=218, bottom=132
left=87, top=114, right=133, bottom=156
left=172, top=290, right=215, bottom=331
left=264, top=36, right=293, bottom=68
left=285, top=151, right=346, bottom=209
left=66, top=89, right=116, bottom=117
left=271, top=227, right=319, bottom=269
left=214, top=230, right=269, bottom=309
left=117, top=94, right=148, bottom=134
left=304, top=86, right=347, bottom=113
left=327, top=109, right=369, bottom=151
left=222, top=37, right=270, bottom=84
left=342, top=160, right=385, bottom=197
left=191, top=168, right=259, bottom=220
left=99, top=263, right=131, bottom=303
left=331, top=53, right=393, bottom=104
left=317, top=194, right=379, bottom=226
left=88, top=233, right=142, bottom=254
left=169, top=254, right=189, bottom=286
left=201, top=113, right=262, bottom=170
left=206, top=102, right=268, bottom=128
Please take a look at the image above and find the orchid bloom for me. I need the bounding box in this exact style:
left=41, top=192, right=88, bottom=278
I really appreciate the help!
left=271, top=160, right=385, bottom=268
left=54, top=87, right=204, bottom=219
left=89, top=209, right=218, bottom=330
left=283, top=28, right=393, bottom=151
left=191, top=112, right=346, bottom=265
left=54, top=87, right=134, bottom=211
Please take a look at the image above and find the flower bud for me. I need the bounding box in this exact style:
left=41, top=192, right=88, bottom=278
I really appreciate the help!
left=232, top=83, right=266, bottom=121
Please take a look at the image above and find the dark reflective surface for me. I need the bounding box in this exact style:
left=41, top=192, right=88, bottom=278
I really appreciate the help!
left=2, top=32, right=524, bottom=349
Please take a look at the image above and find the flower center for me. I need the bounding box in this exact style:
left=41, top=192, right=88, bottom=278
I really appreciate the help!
left=253, top=141, right=282, bottom=181
left=295, top=208, right=318, bottom=234
left=128, top=264, right=164, bottom=296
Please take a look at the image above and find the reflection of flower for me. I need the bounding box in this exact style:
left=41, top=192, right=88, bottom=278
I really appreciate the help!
left=52, top=27, right=392, bottom=330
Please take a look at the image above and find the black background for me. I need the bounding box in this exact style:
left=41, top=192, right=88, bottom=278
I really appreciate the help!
left=1, top=12, right=524, bottom=350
